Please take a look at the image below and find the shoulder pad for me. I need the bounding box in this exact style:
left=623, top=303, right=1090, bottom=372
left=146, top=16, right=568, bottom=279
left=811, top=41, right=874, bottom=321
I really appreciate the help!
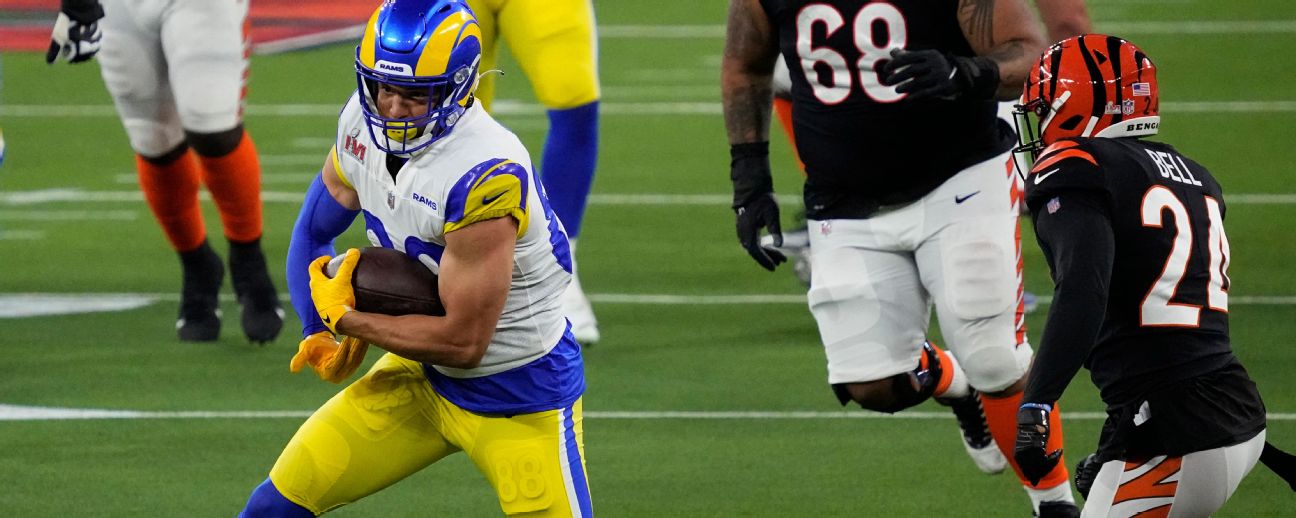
left=443, top=158, right=531, bottom=237
left=1024, top=139, right=1107, bottom=212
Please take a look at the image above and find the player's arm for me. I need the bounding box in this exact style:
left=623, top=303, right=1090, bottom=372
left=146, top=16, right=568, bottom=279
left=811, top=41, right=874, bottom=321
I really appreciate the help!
left=287, top=150, right=360, bottom=337
left=721, top=0, right=786, bottom=271
left=1035, top=0, right=1093, bottom=43
left=880, top=0, right=1046, bottom=101
left=1024, top=190, right=1114, bottom=405
left=958, top=0, right=1048, bottom=100
left=333, top=217, right=517, bottom=368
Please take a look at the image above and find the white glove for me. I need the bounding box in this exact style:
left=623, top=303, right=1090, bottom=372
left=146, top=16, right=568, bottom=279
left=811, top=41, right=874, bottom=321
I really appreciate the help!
left=46, top=11, right=103, bottom=64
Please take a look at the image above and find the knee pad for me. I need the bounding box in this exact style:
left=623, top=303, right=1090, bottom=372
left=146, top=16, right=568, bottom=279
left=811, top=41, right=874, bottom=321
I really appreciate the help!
left=185, top=125, right=245, bottom=157
left=959, top=344, right=1030, bottom=394
left=940, top=223, right=1015, bottom=320
left=240, top=478, right=314, bottom=518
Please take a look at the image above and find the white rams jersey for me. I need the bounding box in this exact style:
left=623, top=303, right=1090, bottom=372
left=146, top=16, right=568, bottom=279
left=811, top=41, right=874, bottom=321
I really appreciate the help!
left=331, top=93, right=575, bottom=387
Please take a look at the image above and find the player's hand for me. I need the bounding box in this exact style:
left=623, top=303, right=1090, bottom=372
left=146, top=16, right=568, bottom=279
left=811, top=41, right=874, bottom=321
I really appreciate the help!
left=1013, top=403, right=1064, bottom=486
left=730, top=142, right=785, bottom=271
left=1073, top=453, right=1101, bottom=500
left=46, top=2, right=105, bottom=64
left=308, top=248, right=359, bottom=334
left=290, top=332, right=370, bottom=383
left=881, top=49, right=996, bottom=101
left=735, top=193, right=786, bottom=271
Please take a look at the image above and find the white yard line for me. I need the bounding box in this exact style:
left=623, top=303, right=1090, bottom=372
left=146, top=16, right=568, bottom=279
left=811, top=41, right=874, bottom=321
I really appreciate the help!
left=6, top=190, right=1296, bottom=207
left=0, top=404, right=1291, bottom=422
left=4, top=100, right=1296, bottom=118
left=2, top=292, right=1296, bottom=308
left=595, top=20, right=1296, bottom=39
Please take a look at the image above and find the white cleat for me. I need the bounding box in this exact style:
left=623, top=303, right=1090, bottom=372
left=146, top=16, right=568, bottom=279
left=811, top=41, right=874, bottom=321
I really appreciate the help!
left=961, top=433, right=1009, bottom=475
left=562, top=272, right=600, bottom=346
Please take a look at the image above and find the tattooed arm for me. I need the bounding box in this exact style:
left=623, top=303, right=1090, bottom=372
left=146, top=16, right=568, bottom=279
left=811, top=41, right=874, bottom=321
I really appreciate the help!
left=722, top=0, right=778, bottom=145
left=958, top=0, right=1048, bottom=100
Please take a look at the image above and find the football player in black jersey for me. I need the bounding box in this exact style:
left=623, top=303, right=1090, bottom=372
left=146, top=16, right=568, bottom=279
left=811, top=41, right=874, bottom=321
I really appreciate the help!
left=1011, top=35, right=1275, bottom=516
left=722, top=1, right=1078, bottom=515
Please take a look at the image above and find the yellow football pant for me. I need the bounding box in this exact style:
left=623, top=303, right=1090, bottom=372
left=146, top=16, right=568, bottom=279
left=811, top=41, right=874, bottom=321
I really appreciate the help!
left=468, top=0, right=600, bottom=110
left=268, top=353, right=591, bottom=516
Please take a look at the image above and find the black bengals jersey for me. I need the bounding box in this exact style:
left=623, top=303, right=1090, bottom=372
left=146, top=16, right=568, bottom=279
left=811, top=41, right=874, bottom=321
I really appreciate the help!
left=1023, top=137, right=1241, bottom=408
left=759, top=0, right=1014, bottom=219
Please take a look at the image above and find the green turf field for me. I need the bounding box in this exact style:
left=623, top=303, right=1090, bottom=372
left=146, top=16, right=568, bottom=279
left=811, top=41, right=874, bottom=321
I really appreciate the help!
left=2, top=0, right=1294, bottom=515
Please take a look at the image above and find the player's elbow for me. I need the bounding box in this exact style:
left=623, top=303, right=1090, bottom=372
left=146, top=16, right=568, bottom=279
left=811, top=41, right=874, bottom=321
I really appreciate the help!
left=440, top=328, right=493, bottom=369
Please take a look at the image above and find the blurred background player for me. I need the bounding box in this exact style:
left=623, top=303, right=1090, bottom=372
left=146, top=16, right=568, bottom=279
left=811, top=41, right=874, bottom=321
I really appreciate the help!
left=468, top=0, right=602, bottom=345
left=722, top=0, right=1078, bottom=515
left=1012, top=35, right=1293, bottom=516
left=241, top=1, right=590, bottom=514
left=46, top=0, right=283, bottom=343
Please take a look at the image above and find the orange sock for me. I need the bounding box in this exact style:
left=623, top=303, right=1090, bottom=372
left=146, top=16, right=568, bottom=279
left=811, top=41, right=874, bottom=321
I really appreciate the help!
left=772, top=96, right=805, bottom=174
left=197, top=130, right=263, bottom=243
left=982, top=392, right=1071, bottom=489
left=136, top=151, right=207, bottom=252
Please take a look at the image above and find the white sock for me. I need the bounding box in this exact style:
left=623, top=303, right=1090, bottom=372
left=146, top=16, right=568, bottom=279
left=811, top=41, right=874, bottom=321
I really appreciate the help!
left=935, top=351, right=971, bottom=399
left=1025, top=480, right=1076, bottom=512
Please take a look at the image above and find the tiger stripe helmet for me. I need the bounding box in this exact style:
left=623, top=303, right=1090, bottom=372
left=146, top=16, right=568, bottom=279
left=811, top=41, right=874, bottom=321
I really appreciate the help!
left=355, top=0, right=483, bottom=155
left=1013, top=35, right=1160, bottom=162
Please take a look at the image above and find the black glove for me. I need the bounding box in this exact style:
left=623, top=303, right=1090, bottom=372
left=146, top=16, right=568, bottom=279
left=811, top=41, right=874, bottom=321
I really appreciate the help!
left=730, top=142, right=786, bottom=271
left=46, top=0, right=105, bottom=64
left=1073, top=453, right=1101, bottom=500
left=1013, top=403, right=1064, bottom=486
left=880, top=49, right=999, bottom=101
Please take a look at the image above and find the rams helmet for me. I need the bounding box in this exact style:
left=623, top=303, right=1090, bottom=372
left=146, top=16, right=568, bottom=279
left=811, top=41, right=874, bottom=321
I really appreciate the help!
left=355, top=0, right=483, bottom=155
left=1013, top=35, right=1160, bottom=163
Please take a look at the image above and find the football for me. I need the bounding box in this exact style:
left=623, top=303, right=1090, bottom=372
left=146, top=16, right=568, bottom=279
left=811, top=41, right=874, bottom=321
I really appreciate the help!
left=326, top=247, right=445, bottom=316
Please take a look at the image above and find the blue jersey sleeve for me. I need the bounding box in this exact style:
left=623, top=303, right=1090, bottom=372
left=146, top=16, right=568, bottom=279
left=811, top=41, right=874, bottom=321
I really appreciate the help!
left=287, top=173, right=360, bottom=337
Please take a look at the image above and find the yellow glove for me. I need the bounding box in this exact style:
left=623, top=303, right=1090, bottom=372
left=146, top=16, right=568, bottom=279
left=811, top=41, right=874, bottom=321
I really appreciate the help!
left=309, top=248, right=359, bottom=334
left=290, top=332, right=370, bottom=383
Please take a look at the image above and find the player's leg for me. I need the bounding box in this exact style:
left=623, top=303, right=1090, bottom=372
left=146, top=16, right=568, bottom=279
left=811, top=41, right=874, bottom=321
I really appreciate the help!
left=163, top=0, right=283, bottom=343
left=805, top=213, right=945, bottom=412
left=466, top=0, right=501, bottom=109
left=1079, top=430, right=1265, bottom=518
left=918, top=152, right=1075, bottom=515
left=497, top=0, right=601, bottom=344
left=242, top=353, right=457, bottom=515
left=98, top=0, right=223, bottom=341
left=463, top=398, right=593, bottom=517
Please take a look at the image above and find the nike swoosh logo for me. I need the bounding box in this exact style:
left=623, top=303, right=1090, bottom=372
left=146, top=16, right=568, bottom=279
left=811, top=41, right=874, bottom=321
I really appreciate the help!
left=323, top=315, right=331, bottom=324
left=955, top=191, right=980, bottom=204
left=482, top=191, right=505, bottom=205
left=1034, top=168, right=1061, bottom=185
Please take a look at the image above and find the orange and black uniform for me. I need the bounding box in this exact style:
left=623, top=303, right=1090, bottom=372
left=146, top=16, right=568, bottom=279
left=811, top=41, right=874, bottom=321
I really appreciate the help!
left=759, top=0, right=1014, bottom=219
left=1024, top=136, right=1266, bottom=461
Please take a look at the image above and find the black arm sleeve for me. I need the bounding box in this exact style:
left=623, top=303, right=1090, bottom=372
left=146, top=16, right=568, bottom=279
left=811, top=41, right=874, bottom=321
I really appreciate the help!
left=1023, top=192, right=1115, bottom=405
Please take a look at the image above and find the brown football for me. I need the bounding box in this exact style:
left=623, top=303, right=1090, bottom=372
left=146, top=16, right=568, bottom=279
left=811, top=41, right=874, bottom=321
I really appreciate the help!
left=327, top=247, right=445, bottom=316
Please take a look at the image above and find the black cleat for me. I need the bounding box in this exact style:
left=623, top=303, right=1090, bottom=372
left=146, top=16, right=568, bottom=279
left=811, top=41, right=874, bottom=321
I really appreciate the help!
left=229, top=238, right=284, bottom=344
left=1036, top=501, right=1080, bottom=518
left=177, top=240, right=225, bottom=342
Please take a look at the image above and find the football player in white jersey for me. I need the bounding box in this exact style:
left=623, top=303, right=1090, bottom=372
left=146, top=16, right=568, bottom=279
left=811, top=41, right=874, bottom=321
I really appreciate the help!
left=46, top=0, right=283, bottom=343
left=239, top=1, right=590, bottom=516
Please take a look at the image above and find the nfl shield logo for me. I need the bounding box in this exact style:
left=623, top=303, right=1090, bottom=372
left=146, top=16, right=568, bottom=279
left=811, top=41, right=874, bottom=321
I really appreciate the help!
left=387, top=191, right=396, bottom=209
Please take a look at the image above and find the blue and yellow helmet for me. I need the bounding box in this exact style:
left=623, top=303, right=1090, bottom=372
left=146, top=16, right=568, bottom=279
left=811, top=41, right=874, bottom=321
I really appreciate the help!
left=355, top=0, right=483, bottom=155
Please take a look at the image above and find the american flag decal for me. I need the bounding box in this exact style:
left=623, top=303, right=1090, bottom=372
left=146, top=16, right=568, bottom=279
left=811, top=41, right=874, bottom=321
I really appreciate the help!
left=1132, top=82, right=1151, bottom=96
